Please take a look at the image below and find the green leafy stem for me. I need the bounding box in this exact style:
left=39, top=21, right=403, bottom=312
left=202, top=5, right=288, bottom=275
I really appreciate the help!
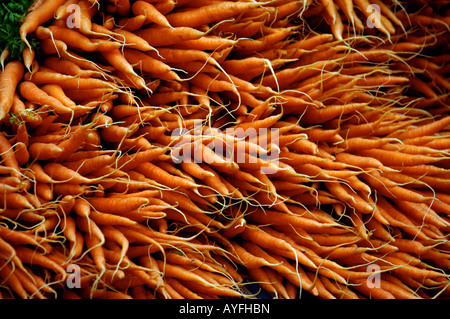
left=0, top=0, right=39, bottom=63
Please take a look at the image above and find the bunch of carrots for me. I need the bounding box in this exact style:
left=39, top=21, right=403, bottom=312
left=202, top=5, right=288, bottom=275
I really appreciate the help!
left=0, top=0, right=449, bottom=299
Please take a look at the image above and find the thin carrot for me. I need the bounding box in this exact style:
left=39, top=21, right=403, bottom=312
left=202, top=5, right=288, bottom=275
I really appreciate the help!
left=112, top=28, right=154, bottom=52
left=166, top=1, right=263, bottom=27
left=0, top=263, right=28, bottom=298
left=358, top=149, right=445, bottom=167
left=14, top=246, right=67, bottom=281
left=131, top=0, right=172, bottom=27
left=117, top=15, right=148, bottom=32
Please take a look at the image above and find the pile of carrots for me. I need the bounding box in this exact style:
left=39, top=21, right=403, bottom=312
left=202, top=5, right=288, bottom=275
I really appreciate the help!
left=0, top=0, right=449, bottom=299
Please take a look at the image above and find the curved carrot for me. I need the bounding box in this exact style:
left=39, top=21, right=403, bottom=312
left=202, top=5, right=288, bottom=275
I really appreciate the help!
left=131, top=1, right=172, bottom=27
left=20, top=0, right=68, bottom=50
left=18, top=81, right=72, bottom=114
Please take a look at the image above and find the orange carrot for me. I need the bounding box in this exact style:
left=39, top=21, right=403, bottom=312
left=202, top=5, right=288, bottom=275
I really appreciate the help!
left=20, top=0, right=68, bottom=49
left=166, top=1, right=262, bottom=27
left=0, top=61, right=25, bottom=121
left=131, top=1, right=172, bottom=27
left=18, top=81, right=72, bottom=114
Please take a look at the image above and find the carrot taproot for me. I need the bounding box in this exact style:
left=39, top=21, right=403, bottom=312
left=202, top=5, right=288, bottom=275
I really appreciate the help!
left=14, top=246, right=67, bottom=281
left=242, top=241, right=318, bottom=295
left=99, top=47, right=139, bottom=78
left=358, top=148, right=445, bottom=167
left=131, top=0, right=172, bottom=27
left=166, top=1, right=263, bottom=27
left=229, top=241, right=279, bottom=269
left=156, top=260, right=242, bottom=297
left=18, top=81, right=73, bottom=114
left=42, top=162, right=94, bottom=184
left=112, top=28, right=154, bottom=52
left=0, top=263, right=28, bottom=298
left=117, top=14, right=147, bottom=32
left=0, top=61, right=25, bottom=121
left=42, top=56, right=103, bottom=78
left=20, top=0, right=69, bottom=49
left=87, top=196, right=150, bottom=215
left=246, top=266, right=280, bottom=298
left=394, top=116, right=450, bottom=140
left=135, top=26, right=205, bottom=47
left=0, top=133, right=20, bottom=179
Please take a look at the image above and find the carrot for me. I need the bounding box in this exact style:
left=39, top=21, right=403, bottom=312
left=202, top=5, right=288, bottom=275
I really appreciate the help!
left=76, top=0, right=99, bottom=35
left=0, top=48, right=9, bottom=71
left=0, top=61, right=25, bottom=121
left=14, top=246, right=67, bottom=281
left=123, top=48, right=174, bottom=76
left=353, top=278, right=396, bottom=299
left=36, top=26, right=99, bottom=52
left=0, top=133, right=20, bottom=179
left=335, top=152, right=384, bottom=169
left=20, top=0, right=69, bottom=49
left=88, top=196, right=150, bottom=215
left=166, top=1, right=262, bottom=27
left=357, top=149, right=445, bottom=167
left=394, top=116, right=450, bottom=140
left=28, top=142, right=64, bottom=161
left=376, top=197, right=430, bottom=241
left=131, top=1, right=172, bottom=27
left=43, top=162, right=96, bottom=184
left=0, top=228, right=49, bottom=253
left=99, top=47, right=142, bottom=79
left=42, top=56, right=103, bottom=78
left=83, top=232, right=107, bottom=273
left=242, top=241, right=318, bottom=295
left=25, top=70, right=117, bottom=91
left=62, top=154, right=115, bottom=176
left=18, top=81, right=73, bottom=115
left=135, top=26, right=205, bottom=47
left=101, top=225, right=129, bottom=266
left=241, top=225, right=317, bottom=269
left=117, top=15, right=148, bottom=32
left=165, top=278, right=203, bottom=299
left=0, top=263, right=28, bottom=298
left=40, top=84, right=76, bottom=108
left=156, top=261, right=242, bottom=297
left=230, top=241, right=279, bottom=269
left=246, top=267, right=280, bottom=298
left=112, top=28, right=154, bottom=52
left=56, top=124, right=93, bottom=161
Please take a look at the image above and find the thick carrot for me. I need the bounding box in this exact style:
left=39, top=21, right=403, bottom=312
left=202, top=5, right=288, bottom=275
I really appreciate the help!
left=20, top=0, right=68, bottom=49
left=0, top=61, right=25, bottom=121
left=18, top=81, right=73, bottom=114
